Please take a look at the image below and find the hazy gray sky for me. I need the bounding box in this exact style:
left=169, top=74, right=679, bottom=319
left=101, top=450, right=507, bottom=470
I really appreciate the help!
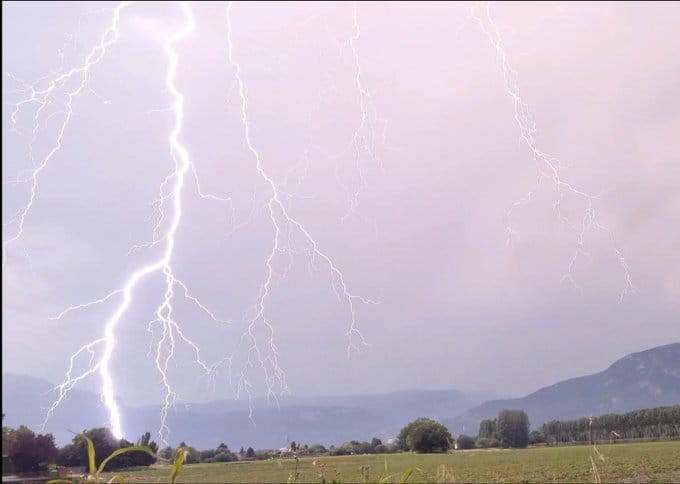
left=2, top=0, right=679, bottom=417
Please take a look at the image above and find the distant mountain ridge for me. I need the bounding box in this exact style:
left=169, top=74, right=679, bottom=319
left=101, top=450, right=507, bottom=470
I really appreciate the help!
left=1, top=374, right=481, bottom=449
left=3, top=342, right=678, bottom=449
left=445, top=342, right=680, bottom=435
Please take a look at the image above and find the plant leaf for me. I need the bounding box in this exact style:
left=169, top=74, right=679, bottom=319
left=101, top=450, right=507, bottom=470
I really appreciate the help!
left=97, top=445, right=154, bottom=474
left=171, top=447, right=189, bottom=484
left=82, top=434, right=97, bottom=476
left=399, top=468, right=415, bottom=484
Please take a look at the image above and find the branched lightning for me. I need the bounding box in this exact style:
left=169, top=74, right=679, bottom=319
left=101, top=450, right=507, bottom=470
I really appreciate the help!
left=471, top=2, right=634, bottom=300
left=2, top=2, right=132, bottom=267
left=226, top=2, right=377, bottom=417
left=320, top=2, right=384, bottom=224
left=40, top=2, right=229, bottom=445
left=4, top=1, right=639, bottom=447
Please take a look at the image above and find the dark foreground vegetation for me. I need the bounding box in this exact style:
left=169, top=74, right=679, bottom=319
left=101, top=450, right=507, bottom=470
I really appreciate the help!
left=2, top=405, right=679, bottom=481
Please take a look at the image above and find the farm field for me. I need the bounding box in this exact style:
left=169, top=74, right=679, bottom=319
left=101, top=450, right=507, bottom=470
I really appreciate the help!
left=105, top=441, right=680, bottom=483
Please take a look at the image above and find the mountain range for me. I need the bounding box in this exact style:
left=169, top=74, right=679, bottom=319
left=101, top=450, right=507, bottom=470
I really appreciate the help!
left=3, top=342, right=678, bottom=449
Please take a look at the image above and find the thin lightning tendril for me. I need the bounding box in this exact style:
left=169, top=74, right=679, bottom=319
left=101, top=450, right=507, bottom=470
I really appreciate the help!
left=6, top=2, right=637, bottom=445
left=471, top=2, right=634, bottom=301
left=2, top=2, right=132, bottom=267
left=226, top=1, right=376, bottom=419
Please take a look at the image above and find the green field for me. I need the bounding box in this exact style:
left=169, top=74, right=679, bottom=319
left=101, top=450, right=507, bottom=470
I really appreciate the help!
left=106, top=441, right=680, bottom=483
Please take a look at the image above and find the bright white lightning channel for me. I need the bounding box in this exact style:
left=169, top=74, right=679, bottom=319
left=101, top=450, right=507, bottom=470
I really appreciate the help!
left=471, top=2, right=634, bottom=300
left=41, top=2, right=227, bottom=444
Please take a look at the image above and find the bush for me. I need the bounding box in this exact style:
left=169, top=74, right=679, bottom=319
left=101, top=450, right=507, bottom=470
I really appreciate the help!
left=308, top=444, right=327, bottom=455
left=398, top=418, right=452, bottom=453
left=529, top=430, right=545, bottom=445
left=329, top=446, right=349, bottom=456
left=8, top=428, right=57, bottom=473
left=476, top=437, right=491, bottom=448
left=374, top=444, right=387, bottom=454
left=200, top=449, right=217, bottom=462
left=254, top=449, right=276, bottom=460
left=456, top=435, right=476, bottom=450
left=213, top=451, right=236, bottom=462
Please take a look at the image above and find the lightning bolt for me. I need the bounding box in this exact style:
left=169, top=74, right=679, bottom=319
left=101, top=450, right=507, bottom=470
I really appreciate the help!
left=226, top=1, right=376, bottom=416
left=333, top=1, right=385, bottom=224
left=2, top=2, right=132, bottom=267
left=471, top=2, right=634, bottom=300
left=40, top=2, right=230, bottom=445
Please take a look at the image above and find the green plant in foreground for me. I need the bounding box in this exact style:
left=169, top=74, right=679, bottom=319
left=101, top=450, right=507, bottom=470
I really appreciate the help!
left=359, top=459, right=417, bottom=484
left=47, top=433, right=154, bottom=484
left=170, top=447, right=189, bottom=484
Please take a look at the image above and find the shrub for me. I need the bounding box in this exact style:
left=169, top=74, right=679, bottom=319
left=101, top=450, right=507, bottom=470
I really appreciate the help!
left=398, top=418, right=452, bottom=453
left=308, top=444, right=327, bottom=455
left=214, top=451, right=236, bottom=462
left=476, top=437, right=491, bottom=448
left=456, top=434, right=476, bottom=450
left=8, top=428, right=57, bottom=473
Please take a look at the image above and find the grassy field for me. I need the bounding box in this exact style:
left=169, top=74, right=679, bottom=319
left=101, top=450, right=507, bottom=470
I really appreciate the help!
left=105, top=441, right=680, bottom=483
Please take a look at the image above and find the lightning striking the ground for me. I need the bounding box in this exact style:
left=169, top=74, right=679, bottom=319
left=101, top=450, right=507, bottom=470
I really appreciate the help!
left=33, top=2, right=230, bottom=445
left=2, top=2, right=644, bottom=445
left=470, top=2, right=634, bottom=301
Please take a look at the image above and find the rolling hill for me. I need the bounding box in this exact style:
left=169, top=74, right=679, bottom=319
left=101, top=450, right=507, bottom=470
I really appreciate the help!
left=445, top=342, right=680, bottom=435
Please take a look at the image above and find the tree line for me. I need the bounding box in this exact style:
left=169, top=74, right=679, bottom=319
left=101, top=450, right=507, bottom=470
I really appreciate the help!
left=540, top=405, right=680, bottom=444
left=3, top=404, right=679, bottom=474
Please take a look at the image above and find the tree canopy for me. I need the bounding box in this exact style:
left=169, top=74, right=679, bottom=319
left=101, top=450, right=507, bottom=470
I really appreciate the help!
left=496, top=409, right=530, bottom=448
left=398, top=418, right=452, bottom=453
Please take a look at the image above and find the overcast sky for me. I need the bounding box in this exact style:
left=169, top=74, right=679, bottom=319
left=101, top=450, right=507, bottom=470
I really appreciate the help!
left=2, top=1, right=679, bottom=415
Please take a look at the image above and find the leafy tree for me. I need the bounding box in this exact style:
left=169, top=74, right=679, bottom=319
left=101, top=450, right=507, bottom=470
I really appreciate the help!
left=374, top=444, right=387, bottom=454
left=199, top=449, right=217, bottom=462
left=8, top=428, right=57, bottom=472
left=159, top=446, right=174, bottom=460
left=184, top=446, right=201, bottom=464
left=529, top=430, right=545, bottom=445
left=246, top=447, right=255, bottom=458
left=540, top=405, right=680, bottom=444
left=478, top=419, right=497, bottom=439
left=2, top=425, right=17, bottom=457
left=56, top=428, right=156, bottom=470
left=371, top=437, right=382, bottom=447
left=57, top=428, right=118, bottom=469
left=456, top=434, right=476, bottom=450
left=475, top=437, right=492, bottom=448
left=124, top=432, right=158, bottom=467
left=496, top=410, right=530, bottom=448
left=290, top=441, right=297, bottom=451
left=308, top=444, right=327, bottom=455
left=214, top=451, right=236, bottom=462
left=398, top=418, right=452, bottom=453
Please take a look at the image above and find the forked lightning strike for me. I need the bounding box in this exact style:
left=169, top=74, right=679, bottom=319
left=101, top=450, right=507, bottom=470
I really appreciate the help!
left=39, top=2, right=227, bottom=445
left=226, top=2, right=376, bottom=416
left=471, top=2, right=634, bottom=300
left=2, top=2, right=132, bottom=267
left=4, top=2, right=637, bottom=445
